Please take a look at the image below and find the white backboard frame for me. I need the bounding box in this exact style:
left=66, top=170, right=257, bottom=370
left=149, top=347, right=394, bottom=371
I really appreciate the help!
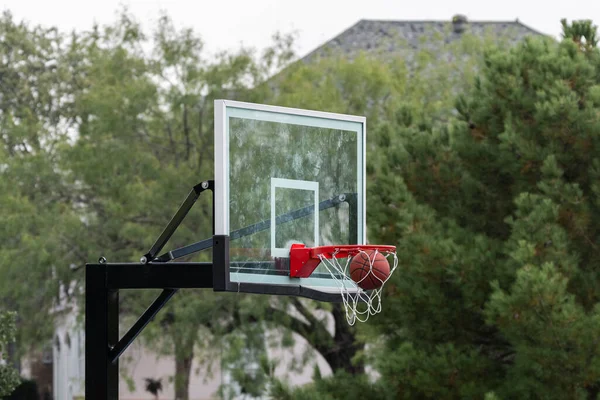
left=214, top=99, right=367, bottom=295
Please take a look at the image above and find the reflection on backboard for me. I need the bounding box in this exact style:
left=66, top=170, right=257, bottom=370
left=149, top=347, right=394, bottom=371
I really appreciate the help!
left=214, top=100, right=366, bottom=299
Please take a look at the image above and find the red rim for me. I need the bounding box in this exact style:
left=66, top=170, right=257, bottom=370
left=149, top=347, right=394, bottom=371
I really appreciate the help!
left=289, top=244, right=396, bottom=278
left=308, top=244, right=396, bottom=258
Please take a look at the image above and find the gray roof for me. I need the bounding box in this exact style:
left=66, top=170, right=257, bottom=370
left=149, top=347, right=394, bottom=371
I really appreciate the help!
left=302, top=17, right=546, bottom=62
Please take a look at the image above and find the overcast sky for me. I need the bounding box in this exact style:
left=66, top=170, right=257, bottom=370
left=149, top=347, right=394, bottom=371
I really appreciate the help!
left=3, top=0, right=600, bottom=57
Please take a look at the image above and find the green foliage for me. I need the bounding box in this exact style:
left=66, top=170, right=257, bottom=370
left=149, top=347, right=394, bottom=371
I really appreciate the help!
left=361, top=20, right=600, bottom=400
left=6, top=6, right=600, bottom=399
left=264, top=24, right=519, bottom=400
left=269, top=371, right=390, bottom=400
left=283, top=17, right=600, bottom=400
left=0, top=10, right=81, bottom=348
left=561, top=19, right=598, bottom=50
left=0, top=312, right=19, bottom=397
left=486, top=263, right=600, bottom=399
left=0, top=9, right=293, bottom=398
left=2, top=379, right=39, bottom=400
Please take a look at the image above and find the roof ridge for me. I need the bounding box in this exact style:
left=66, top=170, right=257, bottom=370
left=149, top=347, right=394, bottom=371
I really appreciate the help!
left=356, top=18, right=549, bottom=36
left=298, top=18, right=548, bottom=62
left=358, top=18, right=523, bottom=24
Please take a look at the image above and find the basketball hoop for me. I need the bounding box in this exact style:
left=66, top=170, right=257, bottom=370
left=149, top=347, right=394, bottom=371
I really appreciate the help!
left=289, top=244, right=398, bottom=325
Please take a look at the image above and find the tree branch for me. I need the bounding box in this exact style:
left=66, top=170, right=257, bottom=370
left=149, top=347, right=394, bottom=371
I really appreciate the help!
left=290, top=298, right=325, bottom=330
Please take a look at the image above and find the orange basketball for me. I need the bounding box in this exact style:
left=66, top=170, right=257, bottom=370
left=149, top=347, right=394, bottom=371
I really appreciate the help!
left=349, top=250, right=390, bottom=290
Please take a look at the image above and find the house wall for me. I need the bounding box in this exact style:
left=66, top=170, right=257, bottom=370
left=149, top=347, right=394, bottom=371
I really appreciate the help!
left=118, top=339, right=222, bottom=400
left=54, top=309, right=333, bottom=400
left=53, top=310, right=84, bottom=400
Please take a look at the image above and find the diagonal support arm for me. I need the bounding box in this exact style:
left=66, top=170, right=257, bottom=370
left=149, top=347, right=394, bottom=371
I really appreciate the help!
left=112, top=180, right=215, bottom=363
left=141, top=180, right=214, bottom=263
left=108, top=289, right=177, bottom=363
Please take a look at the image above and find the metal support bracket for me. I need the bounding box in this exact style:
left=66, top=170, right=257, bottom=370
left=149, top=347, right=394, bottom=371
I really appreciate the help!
left=85, top=183, right=358, bottom=399
left=141, top=180, right=214, bottom=263
left=86, top=179, right=216, bottom=400
left=108, top=289, right=177, bottom=363
left=85, top=261, right=216, bottom=400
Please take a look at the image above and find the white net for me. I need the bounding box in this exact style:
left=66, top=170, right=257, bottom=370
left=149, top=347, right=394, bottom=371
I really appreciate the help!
left=317, top=248, right=398, bottom=325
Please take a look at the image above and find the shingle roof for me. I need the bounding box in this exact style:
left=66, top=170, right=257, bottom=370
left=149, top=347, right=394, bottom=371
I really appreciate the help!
left=302, top=17, right=546, bottom=62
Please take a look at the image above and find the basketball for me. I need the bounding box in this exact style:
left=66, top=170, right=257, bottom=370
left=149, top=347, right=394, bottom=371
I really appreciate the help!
left=349, top=250, right=390, bottom=290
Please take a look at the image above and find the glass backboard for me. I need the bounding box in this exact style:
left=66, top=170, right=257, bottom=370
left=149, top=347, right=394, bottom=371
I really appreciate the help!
left=214, top=100, right=366, bottom=300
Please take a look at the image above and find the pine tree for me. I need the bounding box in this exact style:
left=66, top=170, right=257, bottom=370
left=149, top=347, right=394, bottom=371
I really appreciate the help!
left=365, top=20, right=600, bottom=399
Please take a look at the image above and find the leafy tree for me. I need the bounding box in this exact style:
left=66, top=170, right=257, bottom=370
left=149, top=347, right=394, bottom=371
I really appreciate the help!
left=0, top=9, right=291, bottom=399
left=0, top=312, right=20, bottom=397
left=0, top=10, right=85, bottom=362
left=58, top=12, right=294, bottom=399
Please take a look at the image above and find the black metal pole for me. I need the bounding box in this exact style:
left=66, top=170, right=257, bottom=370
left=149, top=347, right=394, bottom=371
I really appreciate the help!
left=212, top=235, right=229, bottom=291
left=85, top=262, right=215, bottom=399
left=86, top=264, right=119, bottom=399
left=346, top=193, right=358, bottom=244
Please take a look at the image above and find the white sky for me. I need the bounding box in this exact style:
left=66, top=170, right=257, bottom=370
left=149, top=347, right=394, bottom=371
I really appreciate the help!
left=3, top=0, right=600, bottom=58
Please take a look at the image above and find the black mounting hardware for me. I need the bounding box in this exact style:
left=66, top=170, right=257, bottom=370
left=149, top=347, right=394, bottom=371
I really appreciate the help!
left=85, top=180, right=216, bottom=400
left=85, top=182, right=358, bottom=399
